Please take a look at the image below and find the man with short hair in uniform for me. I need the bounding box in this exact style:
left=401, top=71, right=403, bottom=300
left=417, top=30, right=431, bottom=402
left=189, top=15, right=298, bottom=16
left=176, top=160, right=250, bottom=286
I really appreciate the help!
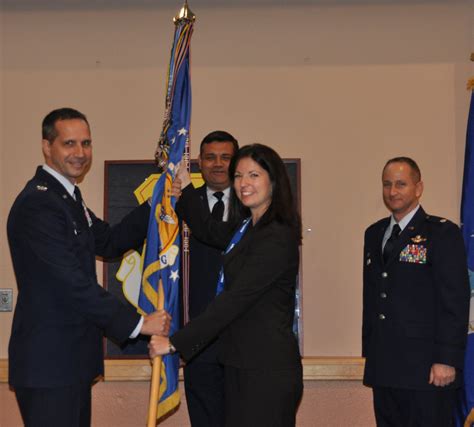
left=8, top=108, right=170, bottom=427
left=362, top=156, right=470, bottom=427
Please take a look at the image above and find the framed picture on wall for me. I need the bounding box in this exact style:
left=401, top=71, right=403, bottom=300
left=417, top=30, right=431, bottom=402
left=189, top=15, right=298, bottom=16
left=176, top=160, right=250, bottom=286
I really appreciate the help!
left=102, top=159, right=302, bottom=358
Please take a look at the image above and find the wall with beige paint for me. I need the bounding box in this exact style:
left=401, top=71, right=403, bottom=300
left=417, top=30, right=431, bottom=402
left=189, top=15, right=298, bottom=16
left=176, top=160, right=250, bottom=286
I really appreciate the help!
left=0, top=8, right=6, bottom=358
left=1, top=0, right=472, bottom=357
left=0, top=0, right=473, bottom=425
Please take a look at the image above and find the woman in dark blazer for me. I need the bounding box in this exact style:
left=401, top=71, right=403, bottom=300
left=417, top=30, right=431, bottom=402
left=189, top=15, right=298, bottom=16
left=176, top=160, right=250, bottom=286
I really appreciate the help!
left=149, top=144, right=303, bottom=427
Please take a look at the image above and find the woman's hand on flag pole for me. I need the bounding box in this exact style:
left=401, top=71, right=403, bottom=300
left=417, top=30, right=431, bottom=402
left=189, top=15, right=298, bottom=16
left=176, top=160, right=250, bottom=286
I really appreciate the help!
left=148, top=335, right=175, bottom=357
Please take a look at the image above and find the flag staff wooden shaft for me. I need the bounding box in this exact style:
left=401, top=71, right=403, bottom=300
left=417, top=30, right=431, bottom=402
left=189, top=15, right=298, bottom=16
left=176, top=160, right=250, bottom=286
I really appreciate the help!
left=146, top=3, right=195, bottom=425
left=147, top=282, right=164, bottom=426
left=147, top=356, right=163, bottom=426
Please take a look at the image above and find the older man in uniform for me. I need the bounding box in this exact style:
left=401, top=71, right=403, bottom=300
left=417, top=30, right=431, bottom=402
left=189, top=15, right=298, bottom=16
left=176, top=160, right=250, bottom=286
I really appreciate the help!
left=362, top=156, right=470, bottom=426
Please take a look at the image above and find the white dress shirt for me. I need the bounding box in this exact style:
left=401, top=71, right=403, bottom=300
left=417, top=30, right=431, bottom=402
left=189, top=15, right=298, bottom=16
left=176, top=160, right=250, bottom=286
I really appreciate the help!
left=206, top=186, right=231, bottom=221
left=382, top=204, right=420, bottom=250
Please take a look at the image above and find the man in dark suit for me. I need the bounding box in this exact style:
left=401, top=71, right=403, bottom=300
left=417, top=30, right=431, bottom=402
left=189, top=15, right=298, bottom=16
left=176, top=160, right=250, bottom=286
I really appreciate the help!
left=182, top=130, right=238, bottom=427
left=362, top=156, right=470, bottom=426
left=7, top=108, right=170, bottom=427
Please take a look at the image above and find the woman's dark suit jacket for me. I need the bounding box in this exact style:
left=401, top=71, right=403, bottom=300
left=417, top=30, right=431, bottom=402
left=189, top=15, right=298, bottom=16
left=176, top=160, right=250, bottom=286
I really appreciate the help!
left=171, top=185, right=301, bottom=370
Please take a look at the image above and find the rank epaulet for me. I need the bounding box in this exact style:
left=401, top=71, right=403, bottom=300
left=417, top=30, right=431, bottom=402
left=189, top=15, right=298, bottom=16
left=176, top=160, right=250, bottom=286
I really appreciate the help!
left=36, top=184, right=48, bottom=191
left=425, top=214, right=450, bottom=224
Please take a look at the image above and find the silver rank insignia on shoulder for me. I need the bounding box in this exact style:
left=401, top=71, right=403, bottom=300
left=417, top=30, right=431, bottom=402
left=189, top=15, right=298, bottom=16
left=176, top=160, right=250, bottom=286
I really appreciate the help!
left=440, top=218, right=447, bottom=223
left=36, top=185, right=48, bottom=191
left=411, top=235, right=427, bottom=243
left=366, top=252, right=371, bottom=265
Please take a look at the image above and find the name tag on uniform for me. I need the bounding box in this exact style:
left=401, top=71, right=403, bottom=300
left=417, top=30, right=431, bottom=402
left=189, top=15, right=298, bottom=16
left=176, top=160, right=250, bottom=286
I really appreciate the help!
left=399, top=244, right=427, bottom=264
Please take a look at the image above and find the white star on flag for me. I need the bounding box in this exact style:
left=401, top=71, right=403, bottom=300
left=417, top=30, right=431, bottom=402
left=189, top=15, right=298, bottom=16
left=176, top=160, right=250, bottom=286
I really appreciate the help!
left=170, top=270, right=180, bottom=282
left=178, top=128, right=187, bottom=136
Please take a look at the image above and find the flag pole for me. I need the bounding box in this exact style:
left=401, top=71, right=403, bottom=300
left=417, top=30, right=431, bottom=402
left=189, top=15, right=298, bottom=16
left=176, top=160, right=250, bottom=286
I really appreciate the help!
left=147, top=359, right=163, bottom=426
left=147, top=281, right=165, bottom=427
left=146, top=2, right=195, bottom=425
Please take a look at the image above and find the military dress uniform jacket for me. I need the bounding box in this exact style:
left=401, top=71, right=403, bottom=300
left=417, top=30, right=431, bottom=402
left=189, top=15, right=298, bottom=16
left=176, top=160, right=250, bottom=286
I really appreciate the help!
left=362, top=206, right=470, bottom=390
left=171, top=185, right=302, bottom=370
left=8, top=167, right=149, bottom=388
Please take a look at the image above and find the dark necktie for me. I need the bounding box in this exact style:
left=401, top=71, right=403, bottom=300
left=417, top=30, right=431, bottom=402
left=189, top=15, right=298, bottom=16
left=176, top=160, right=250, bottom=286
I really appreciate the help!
left=74, top=186, right=83, bottom=204
left=74, top=186, right=92, bottom=227
left=383, top=224, right=401, bottom=264
left=211, top=191, right=225, bottom=221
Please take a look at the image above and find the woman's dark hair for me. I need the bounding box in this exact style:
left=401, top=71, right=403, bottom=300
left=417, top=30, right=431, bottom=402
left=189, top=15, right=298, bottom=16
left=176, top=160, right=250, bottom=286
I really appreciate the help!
left=228, top=144, right=301, bottom=243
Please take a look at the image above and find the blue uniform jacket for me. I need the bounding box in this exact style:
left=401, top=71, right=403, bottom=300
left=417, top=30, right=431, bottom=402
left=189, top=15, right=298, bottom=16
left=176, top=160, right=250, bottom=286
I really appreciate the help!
left=362, top=206, right=470, bottom=390
left=8, top=167, right=149, bottom=388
